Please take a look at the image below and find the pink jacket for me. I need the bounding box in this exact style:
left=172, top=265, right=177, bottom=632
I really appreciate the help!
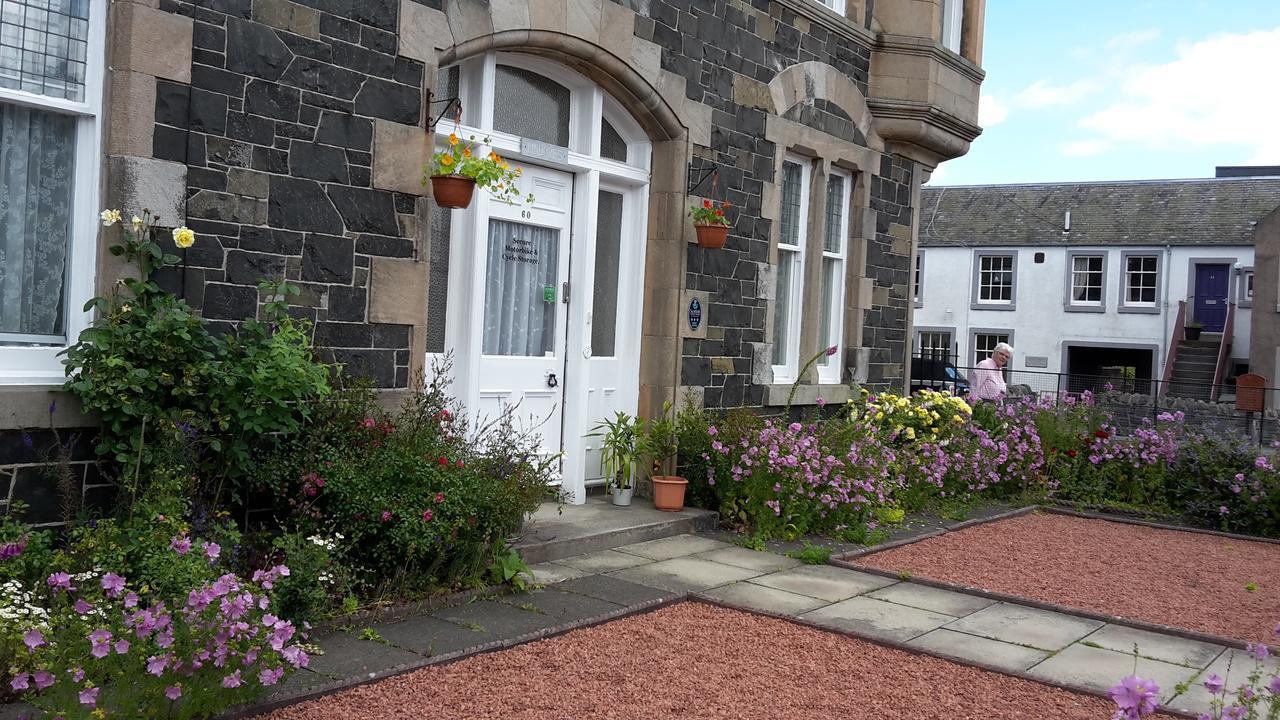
left=971, top=358, right=1007, bottom=401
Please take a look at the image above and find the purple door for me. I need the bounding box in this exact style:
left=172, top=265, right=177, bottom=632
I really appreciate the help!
left=1193, top=263, right=1230, bottom=332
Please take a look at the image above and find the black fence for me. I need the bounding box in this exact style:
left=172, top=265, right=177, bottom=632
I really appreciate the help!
left=909, top=356, right=1278, bottom=447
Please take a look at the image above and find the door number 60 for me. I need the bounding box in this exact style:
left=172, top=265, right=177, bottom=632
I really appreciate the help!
left=520, top=210, right=533, bottom=219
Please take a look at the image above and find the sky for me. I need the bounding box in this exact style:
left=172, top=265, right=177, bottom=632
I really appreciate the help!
left=929, top=0, right=1280, bottom=187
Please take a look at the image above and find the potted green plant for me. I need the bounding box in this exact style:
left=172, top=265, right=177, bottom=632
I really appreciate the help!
left=590, top=411, right=639, bottom=506
left=424, top=133, right=532, bottom=209
left=1184, top=320, right=1203, bottom=341
left=639, top=401, right=687, bottom=511
left=689, top=198, right=731, bottom=249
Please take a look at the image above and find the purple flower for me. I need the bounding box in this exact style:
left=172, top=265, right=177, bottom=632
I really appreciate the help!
left=10, top=673, right=30, bottom=693
left=202, top=541, right=221, bottom=561
left=259, top=667, right=285, bottom=686
left=0, top=536, right=27, bottom=561
left=79, top=687, right=99, bottom=707
left=1268, top=675, right=1280, bottom=695
left=101, top=572, right=126, bottom=598
left=114, top=639, right=130, bottom=655
left=170, top=535, right=192, bottom=555
left=221, top=670, right=242, bottom=688
left=124, top=591, right=139, bottom=608
left=74, top=598, right=93, bottom=614
left=32, top=671, right=54, bottom=690
left=23, top=629, right=45, bottom=651
left=46, top=571, right=75, bottom=592
left=146, top=655, right=170, bottom=676
left=165, top=685, right=182, bottom=700
left=824, top=345, right=838, bottom=356
left=1202, top=674, right=1224, bottom=694
left=282, top=645, right=309, bottom=668
left=1247, top=642, right=1270, bottom=661
left=1108, top=675, right=1160, bottom=719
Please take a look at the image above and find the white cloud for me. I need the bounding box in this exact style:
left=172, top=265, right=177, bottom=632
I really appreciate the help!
left=1060, top=139, right=1112, bottom=158
left=1075, top=28, right=1280, bottom=162
left=1014, top=79, right=1097, bottom=108
left=1105, top=28, right=1161, bottom=51
left=978, top=93, right=1008, bottom=128
left=925, top=164, right=948, bottom=185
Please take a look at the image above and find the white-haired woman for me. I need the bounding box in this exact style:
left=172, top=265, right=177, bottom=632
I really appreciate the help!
left=972, top=342, right=1013, bottom=401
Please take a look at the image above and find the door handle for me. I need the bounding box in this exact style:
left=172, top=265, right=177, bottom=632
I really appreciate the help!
left=546, top=372, right=558, bottom=388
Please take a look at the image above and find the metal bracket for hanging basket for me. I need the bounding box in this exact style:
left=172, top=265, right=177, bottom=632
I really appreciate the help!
left=426, top=91, right=463, bottom=131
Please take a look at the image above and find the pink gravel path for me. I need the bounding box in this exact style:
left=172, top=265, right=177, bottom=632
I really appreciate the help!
left=858, top=512, right=1280, bottom=643
left=259, top=603, right=1123, bottom=720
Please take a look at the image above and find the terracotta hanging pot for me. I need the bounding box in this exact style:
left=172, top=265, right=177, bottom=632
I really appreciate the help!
left=431, top=175, right=476, bottom=209
left=694, top=224, right=728, bottom=249
left=651, top=475, right=688, bottom=512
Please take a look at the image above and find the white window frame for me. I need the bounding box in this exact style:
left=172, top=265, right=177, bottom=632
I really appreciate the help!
left=817, top=167, right=851, bottom=384
left=941, top=0, right=964, bottom=52
left=1119, top=252, right=1161, bottom=313
left=1238, top=267, right=1254, bottom=308
left=0, top=0, right=106, bottom=385
left=772, top=155, right=810, bottom=383
left=913, top=251, right=924, bottom=307
left=1066, top=251, right=1106, bottom=311
left=971, top=251, right=1017, bottom=309
left=972, top=330, right=1011, bottom=365
left=916, top=329, right=953, bottom=361
left=812, top=0, right=847, bottom=15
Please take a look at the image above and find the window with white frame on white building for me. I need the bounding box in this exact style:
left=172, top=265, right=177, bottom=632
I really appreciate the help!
left=976, top=253, right=1015, bottom=305
left=817, top=168, right=851, bottom=383
left=772, top=157, right=810, bottom=382
left=973, top=332, right=1010, bottom=364
left=0, top=0, right=102, bottom=382
left=1239, top=268, right=1254, bottom=308
left=1124, top=255, right=1159, bottom=305
left=811, top=0, right=846, bottom=15
left=917, top=330, right=952, bottom=361
left=941, top=0, right=964, bottom=52
left=913, top=251, right=923, bottom=306
left=1070, top=255, right=1104, bottom=305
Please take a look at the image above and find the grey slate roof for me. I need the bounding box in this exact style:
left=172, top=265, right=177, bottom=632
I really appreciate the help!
left=919, top=177, right=1280, bottom=248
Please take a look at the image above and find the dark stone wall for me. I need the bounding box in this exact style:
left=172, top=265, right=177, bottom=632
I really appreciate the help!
left=151, top=0, right=423, bottom=389
left=0, top=428, right=112, bottom=526
left=864, top=153, right=915, bottom=387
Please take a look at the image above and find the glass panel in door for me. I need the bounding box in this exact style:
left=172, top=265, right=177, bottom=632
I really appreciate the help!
left=482, top=219, right=560, bottom=356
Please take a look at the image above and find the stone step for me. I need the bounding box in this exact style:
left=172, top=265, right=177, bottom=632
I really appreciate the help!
left=513, top=495, right=718, bottom=565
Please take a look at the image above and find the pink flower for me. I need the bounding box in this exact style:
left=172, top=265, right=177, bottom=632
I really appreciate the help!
left=10, top=673, right=29, bottom=693
left=46, top=571, right=74, bottom=592
left=361, top=417, right=377, bottom=428
left=171, top=535, right=192, bottom=555
left=124, top=592, right=139, bottom=608
left=824, top=345, right=838, bottom=356
left=380, top=511, right=392, bottom=522
left=32, top=671, right=54, bottom=690
left=222, top=670, right=242, bottom=688
left=101, top=572, right=126, bottom=598
left=74, top=598, right=93, bottom=614
left=203, top=541, right=221, bottom=561
left=259, top=667, right=285, bottom=686
left=1203, top=674, right=1224, bottom=694
left=435, top=492, right=445, bottom=504
left=79, top=687, right=99, bottom=707
left=147, top=655, right=170, bottom=676
left=422, top=509, right=434, bottom=522
left=23, top=629, right=45, bottom=651
left=165, top=685, right=182, bottom=700
left=114, top=639, right=131, bottom=655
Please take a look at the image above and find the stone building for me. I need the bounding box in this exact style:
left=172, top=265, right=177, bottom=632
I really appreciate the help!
left=0, top=0, right=985, bottom=514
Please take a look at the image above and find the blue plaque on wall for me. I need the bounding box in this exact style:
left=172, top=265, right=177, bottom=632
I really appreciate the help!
left=688, top=297, right=702, bottom=331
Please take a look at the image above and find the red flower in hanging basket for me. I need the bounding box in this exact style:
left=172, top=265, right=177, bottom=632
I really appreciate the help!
left=689, top=199, right=731, bottom=228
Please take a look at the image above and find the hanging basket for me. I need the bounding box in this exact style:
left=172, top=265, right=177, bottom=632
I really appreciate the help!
left=694, top=224, right=729, bottom=249
left=431, top=175, right=476, bottom=209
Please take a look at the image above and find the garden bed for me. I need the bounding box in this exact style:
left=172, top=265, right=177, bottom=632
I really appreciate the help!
left=256, top=602, right=1125, bottom=720
left=853, top=512, right=1280, bottom=644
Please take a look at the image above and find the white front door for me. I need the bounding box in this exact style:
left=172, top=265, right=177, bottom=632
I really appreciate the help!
left=475, top=165, right=574, bottom=455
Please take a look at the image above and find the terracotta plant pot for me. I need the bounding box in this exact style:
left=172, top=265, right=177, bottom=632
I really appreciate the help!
left=694, top=224, right=728, bottom=249
left=651, top=475, right=688, bottom=512
left=431, top=175, right=476, bottom=209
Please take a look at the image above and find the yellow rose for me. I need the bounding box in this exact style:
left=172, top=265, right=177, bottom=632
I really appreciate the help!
left=172, top=226, right=195, bottom=249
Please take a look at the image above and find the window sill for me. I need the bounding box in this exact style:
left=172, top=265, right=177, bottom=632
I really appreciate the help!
left=1064, top=304, right=1105, bottom=313
left=0, top=386, right=93, bottom=429
left=764, top=383, right=853, bottom=407
left=1118, top=305, right=1160, bottom=315
left=970, top=302, right=1016, bottom=311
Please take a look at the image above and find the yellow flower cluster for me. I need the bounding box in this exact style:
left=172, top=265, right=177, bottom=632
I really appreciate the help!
left=854, top=389, right=971, bottom=444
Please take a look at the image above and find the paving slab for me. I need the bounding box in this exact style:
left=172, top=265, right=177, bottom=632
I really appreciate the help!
left=613, top=533, right=736, bottom=560
left=372, top=613, right=491, bottom=656
left=1080, top=624, right=1225, bottom=668
left=499, top=587, right=623, bottom=621
left=607, top=556, right=762, bottom=593
left=1026, top=643, right=1200, bottom=700
left=527, top=561, right=591, bottom=585
left=303, top=630, right=422, bottom=679
left=267, top=667, right=337, bottom=701
left=908, top=628, right=1050, bottom=673
left=432, top=599, right=559, bottom=638
left=700, top=581, right=829, bottom=615
left=691, top=546, right=802, bottom=573
left=514, top=497, right=716, bottom=564
left=799, top=596, right=954, bottom=642
left=944, top=602, right=1104, bottom=651
left=1166, top=648, right=1280, bottom=715
left=555, top=549, right=656, bottom=573
left=867, top=582, right=996, bottom=618
left=748, top=565, right=896, bottom=602
left=554, top=573, right=674, bottom=605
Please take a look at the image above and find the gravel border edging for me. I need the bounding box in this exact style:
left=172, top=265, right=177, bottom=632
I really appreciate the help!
left=838, top=505, right=1038, bottom=560
left=686, top=594, right=1198, bottom=720
left=218, top=592, right=685, bottom=719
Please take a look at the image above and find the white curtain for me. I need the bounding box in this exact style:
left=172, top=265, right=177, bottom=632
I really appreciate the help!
left=483, top=219, right=559, bottom=356
left=0, top=104, right=75, bottom=341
